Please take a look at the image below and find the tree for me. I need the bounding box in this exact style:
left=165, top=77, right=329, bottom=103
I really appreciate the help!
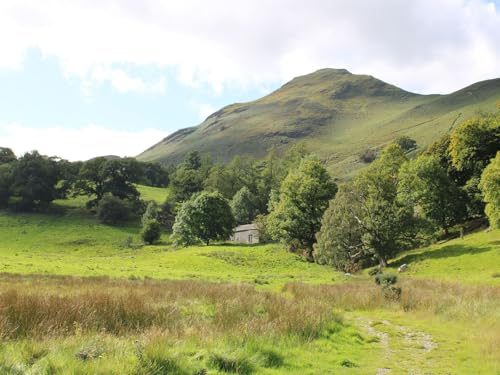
left=172, top=191, right=235, bottom=246
left=448, top=113, right=500, bottom=215
left=142, top=201, right=159, bottom=227
left=158, top=195, right=177, bottom=231
left=394, top=136, right=417, bottom=152
left=424, top=134, right=467, bottom=186
left=314, top=183, right=365, bottom=271
left=398, top=155, right=467, bottom=234
left=350, top=144, right=417, bottom=266
left=141, top=219, right=161, bottom=244
left=267, top=156, right=337, bottom=259
left=74, top=157, right=108, bottom=206
left=0, top=147, right=16, bottom=165
left=0, top=164, right=13, bottom=208
left=75, top=157, right=141, bottom=208
left=97, top=194, right=131, bottom=224
left=10, top=151, right=62, bottom=210
left=142, top=162, right=169, bottom=187
left=449, top=113, right=500, bottom=178
left=230, top=187, right=257, bottom=225
left=479, top=152, right=500, bottom=228
left=170, top=166, right=204, bottom=202
left=316, top=144, right=418, bottom=269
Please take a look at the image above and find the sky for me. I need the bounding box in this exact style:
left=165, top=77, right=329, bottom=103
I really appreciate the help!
left=0, top=0, right=499, bottom=161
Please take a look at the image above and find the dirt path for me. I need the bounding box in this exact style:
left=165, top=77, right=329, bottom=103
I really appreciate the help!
left=354, top=317, right=437, bottom=375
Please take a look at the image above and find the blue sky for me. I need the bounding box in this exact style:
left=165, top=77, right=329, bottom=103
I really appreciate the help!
left=0, top=0, right=499, bottom=160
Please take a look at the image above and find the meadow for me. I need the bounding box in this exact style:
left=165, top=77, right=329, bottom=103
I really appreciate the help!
left=0, top=187, right=499, bottom=374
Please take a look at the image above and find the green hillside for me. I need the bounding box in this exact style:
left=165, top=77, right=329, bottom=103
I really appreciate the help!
left=138, top=69, right=500, bottom=177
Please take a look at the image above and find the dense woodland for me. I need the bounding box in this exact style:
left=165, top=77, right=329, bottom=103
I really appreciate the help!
left=0, top=110, right=499, bottom=271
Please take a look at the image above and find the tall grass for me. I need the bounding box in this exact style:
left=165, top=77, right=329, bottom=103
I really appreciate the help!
left=0, top=276, right=334, bottom=342
left=0, top=274, right=498, bottom=372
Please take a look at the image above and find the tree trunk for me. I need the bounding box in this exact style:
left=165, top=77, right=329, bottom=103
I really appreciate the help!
left=379, top=257, right=387, bottom=268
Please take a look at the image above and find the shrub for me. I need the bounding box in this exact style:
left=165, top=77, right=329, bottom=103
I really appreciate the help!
left=374, top=273, right=397, bottom=286
left=359, top=149, right=376, bottom=163
left=373, top=273, right=401, bottom=301
left=394, top=136, right=417, bottom=152
left=142, top=220, right=161, bottom=245
left=141, top=201, right=159, bottom=227
left=97, top=194, right=131, bottom=224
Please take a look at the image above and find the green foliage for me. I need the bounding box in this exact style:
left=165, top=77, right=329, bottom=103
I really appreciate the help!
left=398, top=155, right=467, bottom=233
left=449, top=112, right=500, bottom=178
left=353, top=144, right=417, bottom=266
left=0, top=164, right=13, bottom=208
left=142, top=162, right=169, bottom=187
left=230, top=187, right=257, bottom=225
left=314, top=183, right=365, bottom=271
left=374, top=273, right=397, bottom=286
left=97, top=194, right=132, bottom=224
left=158, top=195, right=177, bottom=230
left=253, top=214, right=272, bottom=243
left=479, top=152, right=500, bottom=228
left=170, top=153, right=212, bottom=203
left=141, top=201, right=159, bottom=227
left=10, top=151, right=63, bottom=211
left=268, top=156, right=337, bottom=258
left=316, top=144, right=417, bottom=268
left=0, top=147, right=16, bottom=165
left=172, top=191, right=235, bottom=246
left=374, top=273, right=401, bottom=301
left=359, top=149, right=376, bottom=163
left=141, top=219, right=161, bottom=245
left=75, top=157, right=142, bottom=208
left=394, top=136, right=417, bottom=152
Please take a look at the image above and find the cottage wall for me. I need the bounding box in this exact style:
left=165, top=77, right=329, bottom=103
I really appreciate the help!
left=232, top=228, right=260, bottom=244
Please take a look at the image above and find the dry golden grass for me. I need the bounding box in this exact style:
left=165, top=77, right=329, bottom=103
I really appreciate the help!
left=0, top=275, right=334, bottom=342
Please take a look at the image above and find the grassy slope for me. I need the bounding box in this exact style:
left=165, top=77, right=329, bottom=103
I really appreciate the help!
left=138, top=69, right=500, bottom=178
left=389, top=229, right=500, bottom=285
left=0, top=194, right=499, bottom=373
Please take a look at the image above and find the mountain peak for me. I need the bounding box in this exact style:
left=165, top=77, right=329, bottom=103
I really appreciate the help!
left=138, top=69, right=500, bottom=177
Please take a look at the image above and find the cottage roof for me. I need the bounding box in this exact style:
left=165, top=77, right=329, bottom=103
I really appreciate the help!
left=233, top=224, right=258, bottom=232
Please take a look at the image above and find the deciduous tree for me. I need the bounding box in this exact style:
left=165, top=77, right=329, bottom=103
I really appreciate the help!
left=267, top=156, right=337, bottom=259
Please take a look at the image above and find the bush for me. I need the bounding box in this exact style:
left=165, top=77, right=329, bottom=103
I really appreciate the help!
left=97, top=194, right=131, bottom=224
left=373, top=272, right=401, bottom=301
left=359, top=149, right=376, bottom=163
left=142, top=219, right=161, bottom=245
left=394, top=136, right=417, bottom=152
left=374, top=273, right=398, bottom=286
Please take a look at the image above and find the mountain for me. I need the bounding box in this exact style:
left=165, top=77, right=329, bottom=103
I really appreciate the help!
left=138, top=68, right=500, bottom=177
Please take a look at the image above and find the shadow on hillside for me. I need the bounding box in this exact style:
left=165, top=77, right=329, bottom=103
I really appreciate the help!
left=390, top=244, right=492, bottom=267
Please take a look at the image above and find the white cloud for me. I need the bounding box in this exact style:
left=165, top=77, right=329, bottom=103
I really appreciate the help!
left=0, top=123, right=167, bottom=161
left=0, top=0, right=499, bottom=94
left=198, top=103, right=216, bottom=120
left=89, top=66, right=166, bottom=94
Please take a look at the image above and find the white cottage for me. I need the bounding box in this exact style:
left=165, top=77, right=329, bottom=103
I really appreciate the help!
left=231, top=224, right=260, bottom=244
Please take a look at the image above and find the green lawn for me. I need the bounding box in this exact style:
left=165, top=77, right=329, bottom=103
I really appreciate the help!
left=0, top=209, right=338, bottom=289
left=0, top=194, right=499, bottom=374
left=388, top=229, right=500, bottom=285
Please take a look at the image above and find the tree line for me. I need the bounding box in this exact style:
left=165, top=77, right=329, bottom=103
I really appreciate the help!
left=0, top=109, right=498, bottom=269
left=0, top=152, right=168, bottom=216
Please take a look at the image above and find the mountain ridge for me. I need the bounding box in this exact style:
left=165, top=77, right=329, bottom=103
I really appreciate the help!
left=138, top=69, right=500, bottom=177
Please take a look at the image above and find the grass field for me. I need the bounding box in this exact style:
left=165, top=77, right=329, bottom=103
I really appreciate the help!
left=0, top=191, right=499, bottom=374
